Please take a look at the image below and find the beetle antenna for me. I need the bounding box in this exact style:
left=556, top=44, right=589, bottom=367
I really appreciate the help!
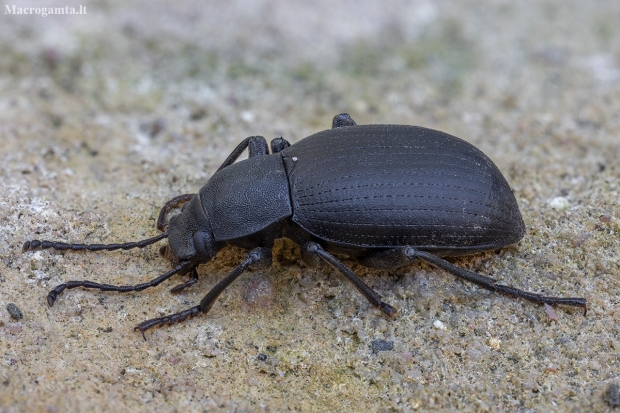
left=22, top=232, right=168, bottom=253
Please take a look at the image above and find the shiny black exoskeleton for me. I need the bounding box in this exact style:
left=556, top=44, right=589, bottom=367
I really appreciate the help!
left=23, top=114, right=587, bottom=338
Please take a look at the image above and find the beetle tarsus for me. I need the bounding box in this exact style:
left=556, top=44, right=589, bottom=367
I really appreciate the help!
left=493, top=284, right=587, bottom=310
left=47, top=284, right=66, bottom=306
left=170, top=268, right=199, bottom=293
left=135, top=305, right=201, bottom=340
left=379, top=302, right=397, bottom=317
left=22, top=240, right=33, bottom=252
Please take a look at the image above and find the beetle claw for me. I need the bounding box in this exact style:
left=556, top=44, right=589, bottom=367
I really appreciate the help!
left=380, top=302, right=397, bottom=317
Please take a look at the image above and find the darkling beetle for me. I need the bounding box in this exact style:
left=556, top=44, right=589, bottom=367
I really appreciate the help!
left=23, top=114, right=587, bottom=338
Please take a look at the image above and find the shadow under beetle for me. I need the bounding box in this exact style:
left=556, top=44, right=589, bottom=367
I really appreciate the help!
left=23, top=114, right=587, bottom=338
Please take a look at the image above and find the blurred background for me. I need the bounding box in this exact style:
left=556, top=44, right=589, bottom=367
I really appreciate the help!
left=1, top=1, right=619, bottom=411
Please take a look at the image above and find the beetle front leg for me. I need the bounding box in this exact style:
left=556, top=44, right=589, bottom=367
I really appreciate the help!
left=156, top=193, right=195, bottom=232
left=303, top=242, right=397, bottom=317
left=170, top=268, right=199, bottom=293
left=135, top=247, right=272, bottom=339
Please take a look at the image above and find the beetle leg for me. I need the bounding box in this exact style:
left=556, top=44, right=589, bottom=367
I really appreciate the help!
left=303, top=242, right=397, bottom=317
left=216, top=136, right=269, bottom=172
left=404, top=248, right=587, bottom=314
left=135, top=247, right=272, bottom=339
left=332, top=113, right=357, bottom=128
left=170, top=268, right=199, bottom=293
left=156, top=194, right=195, bottom=231
left=270, top=137, right=291, bottom=153
left=46, top=261, right=195, bottom=307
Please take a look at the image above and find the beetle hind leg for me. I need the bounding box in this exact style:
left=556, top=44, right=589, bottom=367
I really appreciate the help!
left=303, top=242, right=397, bottom=317
left=332, top=113, right=357, bottom=128
left=403, top=248, right=587, bottom=314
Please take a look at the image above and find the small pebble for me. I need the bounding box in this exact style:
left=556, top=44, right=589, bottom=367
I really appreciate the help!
left=6, top=303, right=23, bottom=320
left=244, top=274, right=274, bottom=308
left=544, top=303, right=559, bottom=322
left=433, top=320, right=446, bottom=330
left=371, top=339, right=394, bottom=353
left=488, top=337, right=502, bottom=350
left=549, top=196, right=570, bottom=211
left=606, top=383, right=620, bottom=408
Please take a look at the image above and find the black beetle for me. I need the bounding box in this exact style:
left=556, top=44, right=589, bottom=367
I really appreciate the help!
left=23, top=114, right=586, bottom=338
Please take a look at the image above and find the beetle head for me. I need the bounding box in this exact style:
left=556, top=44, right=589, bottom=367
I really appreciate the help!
left=163, top=196, right=220, bottom=265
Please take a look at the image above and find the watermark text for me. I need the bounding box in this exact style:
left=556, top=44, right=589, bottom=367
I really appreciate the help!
left=5, top=5, right=87, bottom=17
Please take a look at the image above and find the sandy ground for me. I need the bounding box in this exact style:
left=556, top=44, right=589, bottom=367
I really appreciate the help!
left=1, top=0, right=620, bottom=411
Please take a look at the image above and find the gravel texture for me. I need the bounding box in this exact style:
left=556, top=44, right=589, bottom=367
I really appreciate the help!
left=1, top=1, right=619, bottom=411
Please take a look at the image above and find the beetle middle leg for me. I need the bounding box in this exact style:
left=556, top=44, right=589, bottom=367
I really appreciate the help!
left=302, top=242, right=397, bottom=317
left=216, top=136, right=270, bottom=172
left=135, top=247, right=272, bottom=339
left=270, top=137, right=291, bottom=153
left=157, top=134, right=293, bottom=234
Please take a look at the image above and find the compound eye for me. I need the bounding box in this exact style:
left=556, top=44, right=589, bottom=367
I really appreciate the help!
left=193, top=231, right=215, bottom=262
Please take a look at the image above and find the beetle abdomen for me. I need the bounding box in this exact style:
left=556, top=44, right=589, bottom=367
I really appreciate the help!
left=282, top=125, right=525, bottom=250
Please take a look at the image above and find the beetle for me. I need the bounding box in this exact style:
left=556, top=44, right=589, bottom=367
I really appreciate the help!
left=23, top=113, right=587, bottom=338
